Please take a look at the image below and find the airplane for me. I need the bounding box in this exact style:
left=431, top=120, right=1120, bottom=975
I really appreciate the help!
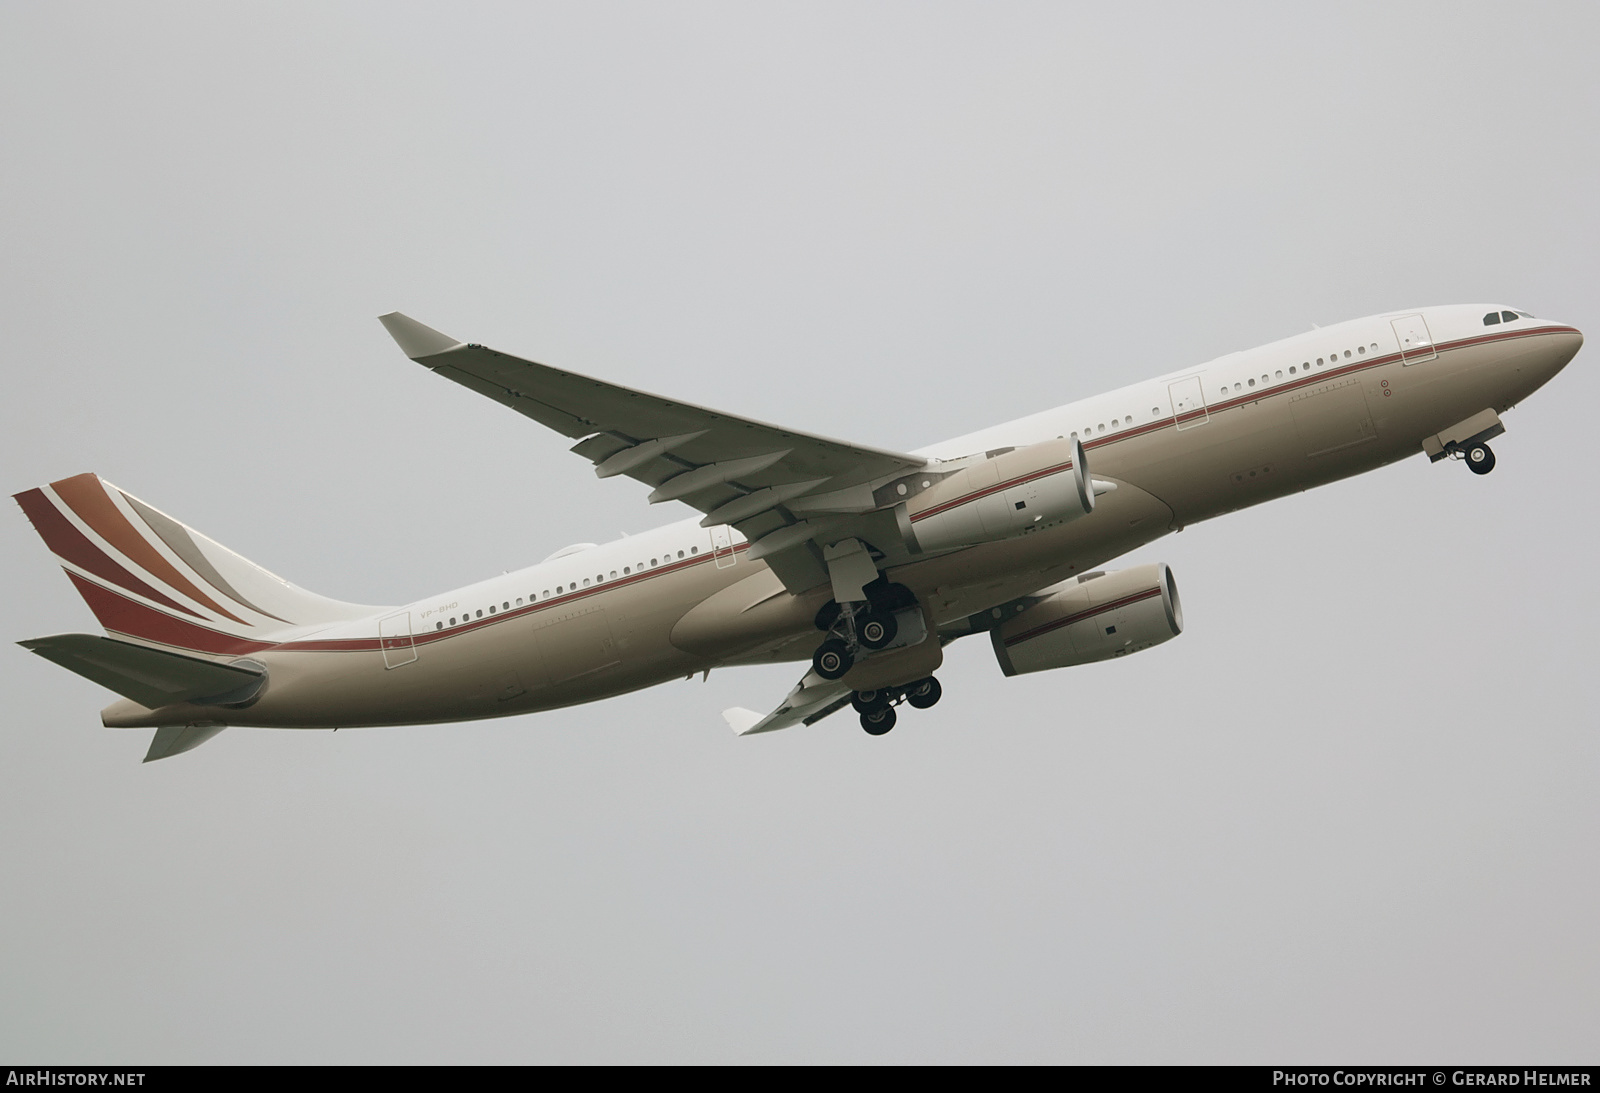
left=13, top=304, right=1582, bottom=761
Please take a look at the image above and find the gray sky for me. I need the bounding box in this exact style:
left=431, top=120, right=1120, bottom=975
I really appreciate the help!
left=2, top=2, right=1597, bottom=1063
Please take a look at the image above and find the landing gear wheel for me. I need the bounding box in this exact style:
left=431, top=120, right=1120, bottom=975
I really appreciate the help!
left=904, top=676, right=942, bottom=710
left=851, top=689, right=892, bottom=715
left=856, top=609, right=898, bottom=650
left=812, top=639, right=854, bottom=681
left=1465, top=442, right=1496, bottom=475
left=860, top=705, right=897, bottom=735
left=813, top=600, right=843, bottom=632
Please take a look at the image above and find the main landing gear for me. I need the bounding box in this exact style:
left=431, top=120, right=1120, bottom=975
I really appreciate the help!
left=809, top=581, right=940, bottom=735
left=850, top=676, right=942, bottom=735
left=809, top=581, right=916, bottom=682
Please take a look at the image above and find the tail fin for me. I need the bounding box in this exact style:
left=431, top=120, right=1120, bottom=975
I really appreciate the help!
left=15, top=473, right=378, bottom=656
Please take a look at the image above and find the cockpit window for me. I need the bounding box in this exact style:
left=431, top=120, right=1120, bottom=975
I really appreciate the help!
left=1501, top=310, right=1519, bottom=323
left=1483, top=312, right=1501, bottom=325
left=1515, top=310, right=1536, bottom=318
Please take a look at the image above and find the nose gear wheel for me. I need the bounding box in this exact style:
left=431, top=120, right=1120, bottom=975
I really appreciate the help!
left=1465, top=442, right=1496, bottom=475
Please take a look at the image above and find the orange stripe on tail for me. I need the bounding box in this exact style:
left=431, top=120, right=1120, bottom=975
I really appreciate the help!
left=50, top=473, right=249, bottom=624
left=14, top=488, right=204, bottom=619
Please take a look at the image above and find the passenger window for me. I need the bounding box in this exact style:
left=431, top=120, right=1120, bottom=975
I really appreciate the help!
left=516, top=597, right=523, bottom=606
left=449, top=617, right=456, bottom=626
left=1289, top=366, right=1296, bottom=375
left=488, top=606, right=495, bottom=614
left=609, top=571, right=617, bottom=579
left=476, top=610, right=483, bottom=618
left=1357, top=346, right=1365, bottom=355
left=1344, top=350, right=1351, bottom=358
left=1275, top=370, right=1283, bottom=379
left=436, top=622, right=443, bottom=631
left=1151, top=406, right=1161, bottom=415
left=1248, top=378, right=1256, bottom=387
left=1502, top=310, right=1518, bottom=322
left=677, top=551, right=684, bottom=559
left=582, top=578, right=590, bottom=587
left=1234, top=383, right=1241, bottom=392
left=1316, top=358, right=1324, bottom=366
left=690, top=547, right=699, bottom=555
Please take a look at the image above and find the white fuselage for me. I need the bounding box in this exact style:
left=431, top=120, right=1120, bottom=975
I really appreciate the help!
left=99, top=304, right=1581, bottom=730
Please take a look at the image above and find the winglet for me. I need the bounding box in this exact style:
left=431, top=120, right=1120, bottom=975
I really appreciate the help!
left=722, top=707, right=764, bottom=736
left=378, top=312, right=464, bottom=360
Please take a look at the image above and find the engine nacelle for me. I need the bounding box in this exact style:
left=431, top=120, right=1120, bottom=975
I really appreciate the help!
left=991, top=563, right=1182, bottom=676
left=900, top=437, right=1092, bottom=554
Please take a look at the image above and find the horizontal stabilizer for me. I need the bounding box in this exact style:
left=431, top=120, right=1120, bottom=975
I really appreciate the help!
left=144, top=724, right=226, bottom=763
left=19, top=634, right=265, bottom=710
left=725, top=667, right=853, bottom=735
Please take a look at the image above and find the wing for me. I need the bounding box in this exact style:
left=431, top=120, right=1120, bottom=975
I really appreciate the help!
left=380, top=313, right=929, bottom=592
left=721, top=667, right=854, bottom=736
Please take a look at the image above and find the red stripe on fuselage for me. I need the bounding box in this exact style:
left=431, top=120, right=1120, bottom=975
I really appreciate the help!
left=1073, top=324, right=1577, bottom=457
left=273, top=540, right=752, bottom=652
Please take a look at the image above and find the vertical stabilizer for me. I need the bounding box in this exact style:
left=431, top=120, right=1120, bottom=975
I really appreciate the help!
left=14, top=473, right=382, bottom=656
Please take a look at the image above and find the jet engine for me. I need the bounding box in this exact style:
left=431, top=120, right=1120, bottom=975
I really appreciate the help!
left=991, top=563, right=1182, bottom=676
left=900, top=437, right=1093, bottom=554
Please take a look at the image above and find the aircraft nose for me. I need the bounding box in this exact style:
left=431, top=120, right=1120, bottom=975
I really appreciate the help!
left=1550, top=322, right=1583, bottom=365
left=1531, top=321, right=1584, bottom=388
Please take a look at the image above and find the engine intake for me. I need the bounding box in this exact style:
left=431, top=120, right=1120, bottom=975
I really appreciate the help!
left=991, top=563, right=1182, bottom=676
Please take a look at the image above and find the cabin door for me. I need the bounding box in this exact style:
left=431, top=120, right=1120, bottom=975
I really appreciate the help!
left=1168, top=376, right=1210, bottom=430
left=711, top=524, right=737, bottom=568
left=1391, top=315, right=1437, bottom=364
left=379, top=611, right=418, bottom=669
